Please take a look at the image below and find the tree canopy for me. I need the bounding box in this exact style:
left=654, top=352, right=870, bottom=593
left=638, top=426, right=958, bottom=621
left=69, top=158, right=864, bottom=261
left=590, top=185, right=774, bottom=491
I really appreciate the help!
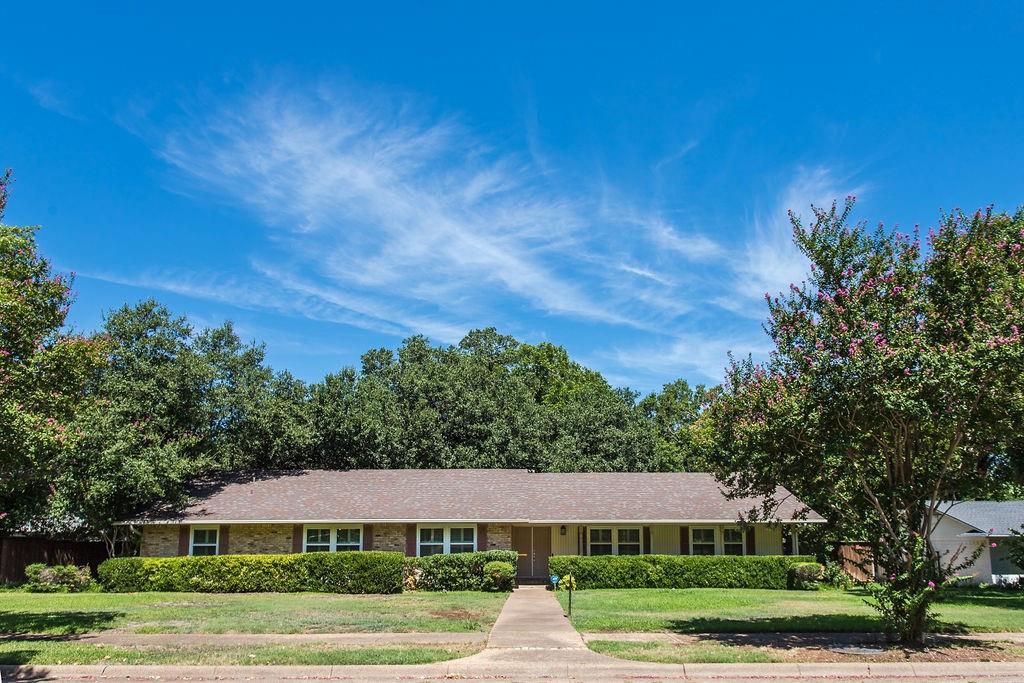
left=707, top=200, right=1024, bottom=642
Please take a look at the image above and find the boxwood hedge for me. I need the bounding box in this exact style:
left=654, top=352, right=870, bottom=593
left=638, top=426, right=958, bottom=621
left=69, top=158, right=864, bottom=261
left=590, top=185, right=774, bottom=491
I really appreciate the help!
left=407, top=550, right=518, bottom=591
left=98, top=551, right=404, bottom=593
left=547, top=554, right=817, bottom=590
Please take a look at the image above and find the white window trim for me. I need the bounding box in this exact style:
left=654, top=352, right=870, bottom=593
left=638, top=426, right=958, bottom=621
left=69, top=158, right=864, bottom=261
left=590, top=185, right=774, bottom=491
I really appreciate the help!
left=416, top=524, right=477, bottom=557
left=722, top=526, right=747, bottom=556
left=302, top=524, right=363, bottom=552
left=689, top=526, right=717, bottom=556
left=587, top=526, right=643, bottom=556
left=189, top=525, right=219, bottom=556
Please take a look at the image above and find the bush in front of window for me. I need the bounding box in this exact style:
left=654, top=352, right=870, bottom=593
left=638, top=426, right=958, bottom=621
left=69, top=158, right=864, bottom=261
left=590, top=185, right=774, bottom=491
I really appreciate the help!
left=547, top=554, right=818, bottom=590
left=409, top=550, right=518, bottom=591
left=98, top=551, right=404, bottom=593
left=482, top=560, right=516, bottom=592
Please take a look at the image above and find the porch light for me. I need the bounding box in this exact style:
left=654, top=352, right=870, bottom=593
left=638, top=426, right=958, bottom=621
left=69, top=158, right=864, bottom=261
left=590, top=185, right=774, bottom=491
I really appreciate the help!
left=559, top=525, right=567, bottom=536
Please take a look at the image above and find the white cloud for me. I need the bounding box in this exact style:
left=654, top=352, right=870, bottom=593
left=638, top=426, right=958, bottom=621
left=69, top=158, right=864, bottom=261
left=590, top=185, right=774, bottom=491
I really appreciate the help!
left=27, top=80, right=80, bottom=120
left=114, top=80, right=736, bottom=344
left=730, top=166, right=863, bottom=315
left=606, top=330, right=772, bottom=384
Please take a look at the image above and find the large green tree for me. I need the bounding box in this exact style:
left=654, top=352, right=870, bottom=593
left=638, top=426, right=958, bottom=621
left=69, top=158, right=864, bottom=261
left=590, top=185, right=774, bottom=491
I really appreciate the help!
left=0, top=171, right=107, bottom=533
left=709, top=201, right=1024, bottom=643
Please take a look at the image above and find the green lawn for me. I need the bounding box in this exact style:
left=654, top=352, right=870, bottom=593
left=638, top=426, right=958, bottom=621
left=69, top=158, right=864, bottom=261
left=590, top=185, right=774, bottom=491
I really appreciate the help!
left=555, top=588, right=1024, bottom=634
left=0, top=641, right=479, bottom=666
left=0, top=591, right=508, bottom=635
left=589, top=639, right=779, bottom=664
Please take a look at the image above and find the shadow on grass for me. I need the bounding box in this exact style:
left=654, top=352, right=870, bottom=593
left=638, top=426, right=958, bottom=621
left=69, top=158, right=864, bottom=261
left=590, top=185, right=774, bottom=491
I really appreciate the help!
left=936, top=589, right=1024, bottom=609
left=0, top=650, right=44, bottom=666
left=0, top=611, right=122, bottom=635
left=667, top=613, right=884, bottom=634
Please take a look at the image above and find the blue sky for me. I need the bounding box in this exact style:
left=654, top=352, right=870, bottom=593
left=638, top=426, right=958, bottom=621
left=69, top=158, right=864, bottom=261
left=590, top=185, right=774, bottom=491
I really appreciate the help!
left=3, top=4, right=1023, bottom=392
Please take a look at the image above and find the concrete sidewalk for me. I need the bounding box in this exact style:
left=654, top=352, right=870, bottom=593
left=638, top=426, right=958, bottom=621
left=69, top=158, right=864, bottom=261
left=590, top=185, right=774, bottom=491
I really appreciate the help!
left=5, top=586, right=1024, bottom=681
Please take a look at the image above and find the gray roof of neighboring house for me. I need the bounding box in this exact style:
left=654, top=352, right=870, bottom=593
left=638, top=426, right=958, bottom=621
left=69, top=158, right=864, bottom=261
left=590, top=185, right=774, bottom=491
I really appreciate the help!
left=934, top=500, right=1024, bottom=537
left=125, top=469, right=825, bottom=525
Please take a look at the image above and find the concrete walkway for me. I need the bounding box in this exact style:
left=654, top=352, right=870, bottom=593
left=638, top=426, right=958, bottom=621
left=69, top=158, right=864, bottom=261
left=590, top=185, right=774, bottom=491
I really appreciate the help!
left=5, top=586, right=1024, bottom=681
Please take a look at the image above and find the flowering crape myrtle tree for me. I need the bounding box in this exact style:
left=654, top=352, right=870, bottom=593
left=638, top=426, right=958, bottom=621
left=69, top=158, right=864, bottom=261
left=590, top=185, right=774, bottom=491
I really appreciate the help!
left=709, top=199, right=1024, bottom=644
left=0, top=171, right=107, bottom=533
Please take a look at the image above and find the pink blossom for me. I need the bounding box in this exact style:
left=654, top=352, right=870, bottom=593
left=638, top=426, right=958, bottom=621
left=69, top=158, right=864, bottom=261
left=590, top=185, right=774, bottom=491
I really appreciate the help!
left=991, top=542, right=998, bottom=549
left=904, top=368, right=911, bottom=375
left=927, top=581, right=936, bottom=589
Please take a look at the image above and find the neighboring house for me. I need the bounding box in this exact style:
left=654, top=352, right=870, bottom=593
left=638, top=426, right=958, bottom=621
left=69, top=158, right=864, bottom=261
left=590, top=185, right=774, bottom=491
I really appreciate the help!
left=930, top=501, right=1024, bottom=585
left=123, top=469, right=824, bottom=581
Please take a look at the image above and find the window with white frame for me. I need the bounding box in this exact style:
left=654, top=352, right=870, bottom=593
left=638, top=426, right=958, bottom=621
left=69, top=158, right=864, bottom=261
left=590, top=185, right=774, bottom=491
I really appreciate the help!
left=303, top=526, right=362, bottom=552
left=589, top=528, right=613, bottom=555
left=589, top=527, right=642, bottom=555
left=305, top=528, right=332, bottom=552
left=419, top=527, right=445, bottom=556
left=336, top=527, right=361, bottom=551
left=691, top=527, right=715, bottom=555
left=723, top=528, right=745, bottom=555
left=190, top=527, right=219, bottom=556
left=418, top=526, right=475, bottom=556
left=617, top=528, right=641, bottom=555
left=449, top=527, right=475, bottom=553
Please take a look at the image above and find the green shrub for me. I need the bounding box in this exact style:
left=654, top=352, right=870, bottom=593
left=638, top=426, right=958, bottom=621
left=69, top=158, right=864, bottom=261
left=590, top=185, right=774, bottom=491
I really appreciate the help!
left=98, top=551, right=404, bottom=593
left=787, top=561, right=825, bottom=590
left=408, top=550, right=518, bottom=591
left=820, top=559, right=855, bottom=589
left=482, top=561, right=516, bottom=592
left=23, top=563, right=96, bottom=593
left=547, top=555, right=818, bottom=590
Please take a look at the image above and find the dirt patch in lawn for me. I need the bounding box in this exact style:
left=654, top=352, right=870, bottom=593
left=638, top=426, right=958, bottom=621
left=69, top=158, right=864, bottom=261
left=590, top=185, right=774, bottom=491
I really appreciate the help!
left=589, top=634, right=1024, bottom=667
left=429, top=608, right=477, bottom=620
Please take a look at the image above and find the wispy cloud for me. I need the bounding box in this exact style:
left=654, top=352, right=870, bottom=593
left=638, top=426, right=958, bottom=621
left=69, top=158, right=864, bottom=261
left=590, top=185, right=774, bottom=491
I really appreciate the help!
left=117, top=79, right=727, bottom=344
left=604, top=330, right=773, bottom=384
left=27, top=80, right=81, bottom=120
left=728, top=166, right=863, bottom=316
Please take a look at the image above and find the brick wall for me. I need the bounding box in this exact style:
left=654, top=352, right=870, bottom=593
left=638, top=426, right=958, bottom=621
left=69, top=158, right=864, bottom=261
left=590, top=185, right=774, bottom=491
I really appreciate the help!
left=229, top=524, right=293, bottom=554
left=371, top=524, right=407, bottom=552
left=140, top=525, right=179, bottom=557
left=487, top=523, right=512, bottom=550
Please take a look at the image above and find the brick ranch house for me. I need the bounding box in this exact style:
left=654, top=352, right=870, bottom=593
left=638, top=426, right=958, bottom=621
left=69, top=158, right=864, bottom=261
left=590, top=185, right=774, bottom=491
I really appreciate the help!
left=125, top=469, right=824, bottom=581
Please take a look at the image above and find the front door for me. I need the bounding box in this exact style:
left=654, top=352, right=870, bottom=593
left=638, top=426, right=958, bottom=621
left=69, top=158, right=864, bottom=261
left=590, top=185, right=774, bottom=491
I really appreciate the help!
left=511, top=526, right=551, bottom=581
left=512, top=526, right=532, bottom=579
left=533, top=525, right=551, bottom=579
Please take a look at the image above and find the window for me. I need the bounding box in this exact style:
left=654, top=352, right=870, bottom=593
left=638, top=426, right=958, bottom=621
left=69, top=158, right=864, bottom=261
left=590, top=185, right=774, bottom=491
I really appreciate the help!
left=723, top=528, right=745, bottom=555
left=419, top=527, right=445, bottom=556
left=303, top=526, right=362, bottom=552
left=418, top=526, right=476, bottom=556
left=590, top=528, right=613, bottom=555
left=589, top=527, right=642, bottom=555
left=336, top=527, right=361, bottom=551
left=305, top=528, right=332, bottom=552
left=617, top=528, right=641, bottom=555
left=691, top=527, right=715, bottom=555
left=723, top=528, right=745, bottom=556
left=190, top=527, right=218, bottom=556
left=449, top=527, right=475, bottom=553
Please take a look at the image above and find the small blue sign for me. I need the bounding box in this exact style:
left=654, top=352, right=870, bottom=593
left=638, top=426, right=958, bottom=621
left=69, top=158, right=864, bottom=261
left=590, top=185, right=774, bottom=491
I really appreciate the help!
left=550, top=574, right=559, bottom=586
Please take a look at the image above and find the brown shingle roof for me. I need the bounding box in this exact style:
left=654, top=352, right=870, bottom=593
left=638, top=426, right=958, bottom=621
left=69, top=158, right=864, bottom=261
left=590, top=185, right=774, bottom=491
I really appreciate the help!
left=127, top=469, right=824, bottom=524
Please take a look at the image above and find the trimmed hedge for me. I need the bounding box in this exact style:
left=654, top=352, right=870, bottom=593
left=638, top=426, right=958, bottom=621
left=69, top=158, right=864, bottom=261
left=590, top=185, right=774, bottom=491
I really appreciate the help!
left=787, top=561, right=825, bottom=590
left=408, top=550, right=518, bottom=591
left=547, top=554, right=818, bottom=590
left=98, top=551, right=404, bottom=593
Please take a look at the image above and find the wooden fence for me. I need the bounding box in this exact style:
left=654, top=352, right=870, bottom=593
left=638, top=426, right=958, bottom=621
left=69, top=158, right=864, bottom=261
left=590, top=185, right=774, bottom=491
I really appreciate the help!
left=836, top=542, right=876, bottom=582
left=0, top=536, right=110, bottom=584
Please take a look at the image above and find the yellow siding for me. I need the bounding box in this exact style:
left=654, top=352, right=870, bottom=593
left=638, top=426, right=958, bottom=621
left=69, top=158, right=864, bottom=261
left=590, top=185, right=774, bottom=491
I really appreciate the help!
left=649, top=525, right=680, bottom=554
left=550, top=524, right=580, bottom=555
left=755, top=525, right=784, bottom=555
